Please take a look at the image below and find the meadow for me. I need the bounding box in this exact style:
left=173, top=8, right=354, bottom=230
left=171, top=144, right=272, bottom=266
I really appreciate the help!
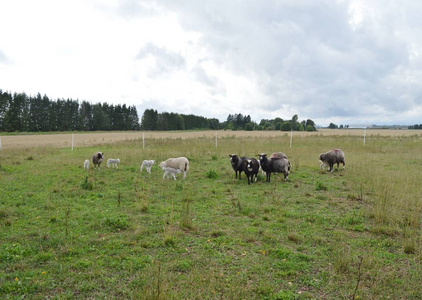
left=0, top=131, right=421, bottom=299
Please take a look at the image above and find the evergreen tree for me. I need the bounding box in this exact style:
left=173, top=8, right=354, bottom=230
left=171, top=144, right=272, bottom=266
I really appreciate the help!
left=141, top=109, right=158, bottom=130
left=0, top=90, right=12, bottom=130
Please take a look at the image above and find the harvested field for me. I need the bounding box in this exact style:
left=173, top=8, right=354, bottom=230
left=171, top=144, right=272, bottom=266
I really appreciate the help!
left=0, top=129, right=420, bottom=150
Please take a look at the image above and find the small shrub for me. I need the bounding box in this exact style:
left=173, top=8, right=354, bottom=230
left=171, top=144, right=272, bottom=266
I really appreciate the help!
left=81, top=176, right=94, bottom=190
left=211, top=154, right=218, bottom=160
left=164, top=235, right=175, bottom=247
left=403, top=241, right=416, bottom=254
left=315, top=181, right=327, bottom=191
left=333, top=245, right=351, bottom=274
left=206, top=170, right=219, bottom=179
left=104, top=215, right=129, bottom=231
left=287, top=232, right=302, bottom=243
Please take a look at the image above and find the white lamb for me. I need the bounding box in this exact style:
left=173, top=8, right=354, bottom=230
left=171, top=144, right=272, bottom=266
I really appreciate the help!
left=162, top=167, right=182, bottom=180
left=83, top=159, right=90, bottom=170
left=159, top=157, right=189, bottom=179
left=140, top=160, right=155, bottom=174
left=107, top=158, right=120, bottom=168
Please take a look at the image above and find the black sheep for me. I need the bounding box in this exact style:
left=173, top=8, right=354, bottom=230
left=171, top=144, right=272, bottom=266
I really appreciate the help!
left=258, top=153, right=290, bottom=182
left=243, top=158, right=260, bottom=184
left=229, top=154, right=248, bottom=179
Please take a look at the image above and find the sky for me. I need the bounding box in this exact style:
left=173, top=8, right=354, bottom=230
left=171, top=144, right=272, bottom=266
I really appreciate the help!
left=1, top=0, right=421, bottom=127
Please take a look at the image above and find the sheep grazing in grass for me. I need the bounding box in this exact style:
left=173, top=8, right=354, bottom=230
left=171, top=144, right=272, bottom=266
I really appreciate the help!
left=140, top=160, right=155, bottom=174
left=229, top=154, right=248, bottom=179
left=159, top=157, right=189, bottom=179
left=83, top=159, right=90, bottom=170
left=319, top=149, right=345, bottom=172
left=259, top=153, right=291, bottom=182
left=243, top=158, right=260, bottom=184
left=107, top=158, right=120, bottom=168
left=92, top=152, right=104, bottom=169
left=162, top=166, right=182, bottom=180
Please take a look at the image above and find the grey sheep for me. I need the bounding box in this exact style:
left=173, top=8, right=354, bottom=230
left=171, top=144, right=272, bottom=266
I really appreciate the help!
left=259, top=153, right=291, bottom=182
left=243, top=158, right=260, bottom=185
left=92, top=152, right=104, bottom=169
left=229, top=154, right=248, bottom=179
left=319, top=149, right=345, bottom=172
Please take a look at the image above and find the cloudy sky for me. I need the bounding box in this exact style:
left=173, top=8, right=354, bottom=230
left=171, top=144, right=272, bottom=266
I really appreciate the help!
left=1, top=0, right=421, bottom=126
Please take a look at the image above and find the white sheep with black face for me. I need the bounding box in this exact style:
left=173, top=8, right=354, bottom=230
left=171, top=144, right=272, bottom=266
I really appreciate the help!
left=92, top=152, right=104, bottom=169
left=319, top=149, right=345, bottom=172
left=159, top=157, right=189, bottom=179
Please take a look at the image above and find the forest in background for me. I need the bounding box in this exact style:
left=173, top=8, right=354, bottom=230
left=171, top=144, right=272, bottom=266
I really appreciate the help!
left=4, top=90, right=418, bottom=133
left=0, top=91, right=139, bottom=132
left=0, top=90, right=317, bottom=132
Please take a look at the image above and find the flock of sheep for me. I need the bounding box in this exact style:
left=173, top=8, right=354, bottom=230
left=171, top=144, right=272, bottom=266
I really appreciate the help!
left=83, top=148, right=345, bottom=184
left=230, top=148, right=345, bottom=185
left=83, top=152, right=190, bottom=180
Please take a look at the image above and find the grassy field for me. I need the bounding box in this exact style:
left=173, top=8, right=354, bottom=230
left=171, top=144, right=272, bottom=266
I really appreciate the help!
left=0, top=131, right=421, bottom=299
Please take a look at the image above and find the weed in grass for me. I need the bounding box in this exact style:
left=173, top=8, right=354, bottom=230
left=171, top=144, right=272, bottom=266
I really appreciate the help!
left=104, top=215, right=129, bottom=231
left=180, top=199, right=193, bottom=230
left=333, top=245, right=351, bottom=274
left=81, top=176, right=94, bottom=190
left=206, top=169, right=219, bottom=179
left=315, top=181, right=327, bottom=191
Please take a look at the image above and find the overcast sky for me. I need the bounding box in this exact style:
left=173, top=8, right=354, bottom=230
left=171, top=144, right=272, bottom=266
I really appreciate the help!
left=1, top=0, right=421, bottom=126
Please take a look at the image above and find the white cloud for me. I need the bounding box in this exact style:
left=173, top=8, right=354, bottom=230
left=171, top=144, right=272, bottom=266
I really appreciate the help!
left=0, top=0, right=421, bottom=126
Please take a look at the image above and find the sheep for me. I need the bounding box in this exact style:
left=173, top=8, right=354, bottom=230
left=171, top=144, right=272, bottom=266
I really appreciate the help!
left=229, top=154, right=248, bottom=179
left=161, top=166, right=182, bottom=180
left=83, top=159, right=90, bottom=170
left=319, top=149, right=345, bottom=172
left=258, top=153, right=291, bottom=182
left=107, top=158, right=120, bottom=168
left=159, top=157, right=189, bottom=179
left=92, top=152, right=104, bottom=169
left=270, top=152, right=287, bottom=159
left=243, top=158, right=260, bottom=184
left=140, top=160, right=155, bottom=174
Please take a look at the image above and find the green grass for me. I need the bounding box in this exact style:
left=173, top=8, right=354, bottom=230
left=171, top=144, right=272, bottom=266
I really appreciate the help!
left=0, top=134, right=421, bottom=299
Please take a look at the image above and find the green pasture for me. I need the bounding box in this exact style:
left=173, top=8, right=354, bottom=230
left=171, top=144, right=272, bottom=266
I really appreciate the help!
left=0, top=133, right=421, bottom=299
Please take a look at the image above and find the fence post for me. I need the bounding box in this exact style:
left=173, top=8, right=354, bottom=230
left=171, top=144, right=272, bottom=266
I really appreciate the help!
left=363, top=128, right=366, bottom=146
left=0, top=137, right=2, bottom=151
left=290, top=130, right=293, bottom=148
left=215, top=131, right=218, bottom=148
left=71, top=134, right=74, bottom=151
left=143, top=132, right=145, bottom=149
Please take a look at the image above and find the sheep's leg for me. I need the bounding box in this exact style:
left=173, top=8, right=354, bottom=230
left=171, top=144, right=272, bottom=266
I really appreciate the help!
left=183, top=171, right=186, bottom=179
left=172, top=174, right=177, bottom=180
left=163, top=172, right=166, bottom=179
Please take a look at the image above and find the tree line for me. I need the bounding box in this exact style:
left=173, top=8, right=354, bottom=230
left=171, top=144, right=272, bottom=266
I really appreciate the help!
left=0, top=89, right=317, bottom=132
left=408, top=124, right=422, bottom=129
left=0, top=90, right=140, bottom=132
left=140, top=109, right=220, bottom=130
left=222, top=113, right=316, bottom=131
